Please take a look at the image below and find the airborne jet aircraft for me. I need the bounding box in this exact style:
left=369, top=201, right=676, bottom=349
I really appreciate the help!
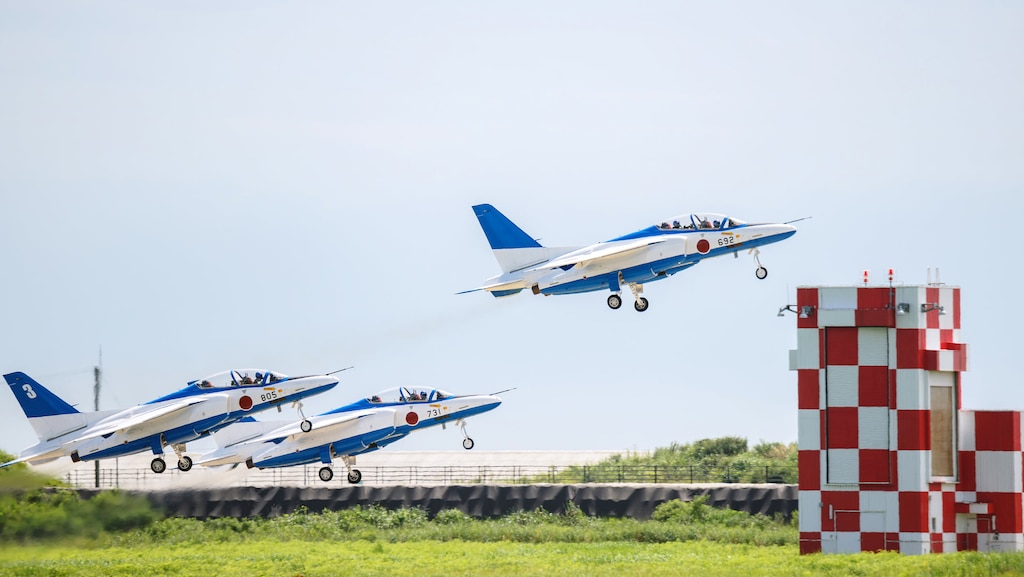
left=465, top=204, right=799, bottom=311
left=2, top=369, right=339, bottom=474
left=197, top=385, right=503, bottom=483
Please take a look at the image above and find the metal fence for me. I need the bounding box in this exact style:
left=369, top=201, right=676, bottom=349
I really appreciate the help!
left=64, top=463, right=797, bottom=490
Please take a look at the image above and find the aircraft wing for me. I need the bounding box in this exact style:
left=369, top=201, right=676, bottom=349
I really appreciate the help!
left=526, top=237, right=672, bottom=271
left=252, top=410, right=378, bottom=445
left=0, top=445, right=66, bottom=468
left=456, top=278, right=529, bottom=295
left=72, top=396, right=223, bottom=443
left=196, top=411, right=384, bottom=467
left=211, top=418, right=292, bottom=448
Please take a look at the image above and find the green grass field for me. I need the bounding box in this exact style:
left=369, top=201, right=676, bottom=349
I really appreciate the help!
left=4, top=540, right=1024, bottom=577
left=2, top=475, right=1024, bottom=576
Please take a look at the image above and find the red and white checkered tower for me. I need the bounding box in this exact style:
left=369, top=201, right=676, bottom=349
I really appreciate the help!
left=791, top=271, right=1020, bottom=554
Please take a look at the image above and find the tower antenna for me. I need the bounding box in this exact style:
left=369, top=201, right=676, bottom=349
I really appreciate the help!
left=93, top=347, right=102, bottom=488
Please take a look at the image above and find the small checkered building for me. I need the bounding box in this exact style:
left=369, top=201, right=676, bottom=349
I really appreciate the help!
left=791, top=282, right=1021, bottom=554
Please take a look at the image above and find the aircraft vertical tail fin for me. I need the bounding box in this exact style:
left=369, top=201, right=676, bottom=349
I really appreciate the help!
left=473, top=204, right=543, bottom=252
left=5, top=372, right=90, bottom=442
left=472, top=204, right=580, bottom=275
left=5, top=372, right=80, bottom=417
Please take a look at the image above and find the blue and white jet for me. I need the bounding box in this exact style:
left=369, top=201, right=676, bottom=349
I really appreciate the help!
left=466, top=204, right=799, bottom=311
left=3, top=369, right=339, bottom=474
left=197, top=386, right=503, bottom=483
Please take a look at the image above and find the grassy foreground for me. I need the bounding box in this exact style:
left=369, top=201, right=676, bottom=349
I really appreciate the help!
left=4, top=540, right=1024, bottom=577
left=1, top=473, right=1023, bottom=577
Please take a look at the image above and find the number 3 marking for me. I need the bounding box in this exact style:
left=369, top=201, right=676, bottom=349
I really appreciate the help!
left=22, top=384, right=37, bottom=399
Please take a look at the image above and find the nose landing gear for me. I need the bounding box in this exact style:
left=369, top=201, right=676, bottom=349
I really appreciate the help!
left=751, top=249, right=768, bottom=279
left=458, top=419, right=475, bottom=450
left=293, top=400, right=313, bottom=432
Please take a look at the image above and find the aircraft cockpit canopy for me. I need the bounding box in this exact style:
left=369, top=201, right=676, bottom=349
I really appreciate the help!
left=657, top=213, right=745, bottom=231
left=366, top=386, right=454, bottom=404
left=192, top=369, right=288, bottom=389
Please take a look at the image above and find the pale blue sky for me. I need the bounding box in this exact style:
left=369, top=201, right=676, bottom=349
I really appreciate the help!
left=1, top=2, right=1021, bottom=457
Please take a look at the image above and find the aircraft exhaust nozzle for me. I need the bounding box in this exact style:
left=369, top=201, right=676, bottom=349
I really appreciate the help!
left=70, top=450, right=81, bottom=463
left=245, top=457, right=255, bottom=469
left=531, top=284, right=540, bottom=295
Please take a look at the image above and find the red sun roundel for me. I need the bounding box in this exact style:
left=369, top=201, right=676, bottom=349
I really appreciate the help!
left=696, top=239, right=710, bottom=254
left=405, top=411, right=420, bottom=426
left=239, top=395, right=253, bottom=411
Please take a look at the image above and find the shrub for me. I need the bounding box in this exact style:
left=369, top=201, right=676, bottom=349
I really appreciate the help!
left=652, top=495, right=772, bottom=528
left=0, top=450, right=67, bottom=493
left=433, top=508, right=472, bottom=524
left=0, top=488, right=161, bottom=541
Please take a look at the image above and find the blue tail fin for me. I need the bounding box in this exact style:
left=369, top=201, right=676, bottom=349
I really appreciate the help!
left=472, top=204, right=542, bottom=250
left=4, top=372, right=80, bottom=418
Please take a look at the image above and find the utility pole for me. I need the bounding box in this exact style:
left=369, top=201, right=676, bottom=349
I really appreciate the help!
left=93, top=348, right=101, bottom=488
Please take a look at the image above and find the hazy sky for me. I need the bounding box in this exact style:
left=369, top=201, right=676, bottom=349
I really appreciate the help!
left=1, top=2, right=1021, bottom=459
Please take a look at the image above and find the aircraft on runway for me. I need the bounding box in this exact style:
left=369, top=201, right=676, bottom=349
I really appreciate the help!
left=196, top=385, right=503, bottom=483
left=465, top=204, right=800, bottom=311
left=2, top=368, right=339, bottom=474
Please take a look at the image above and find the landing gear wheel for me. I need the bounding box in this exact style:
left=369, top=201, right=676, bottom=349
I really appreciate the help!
left=318, top=466, right=334, bottom=482
left=607, top=294, right=622, bottom=310
left=177, top=456, right=193, bottom=472
left=463, top=437, right=475, bottom=450
left=151, top=457, right=167, bottom=474
left=633, top=297, right=649, bottom=312
left=755, top=266, right=768, bottom=280
left=300, top=419, right=313, bottom=433
left=347, top=469, right=362, bottom=484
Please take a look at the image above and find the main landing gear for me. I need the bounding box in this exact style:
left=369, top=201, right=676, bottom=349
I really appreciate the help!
left=318, top=466, right=334, bottom=482
left=318, top=455, right=362, bottom=484
left=150, top=441, right=192, bottom=473
left=342, top=455, right=361, bottom=484
left=607, top=281, right=649, bottom=312
left=173, top=443, right=193, bottom=471
left=150, top=456, right=191, bottom=473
